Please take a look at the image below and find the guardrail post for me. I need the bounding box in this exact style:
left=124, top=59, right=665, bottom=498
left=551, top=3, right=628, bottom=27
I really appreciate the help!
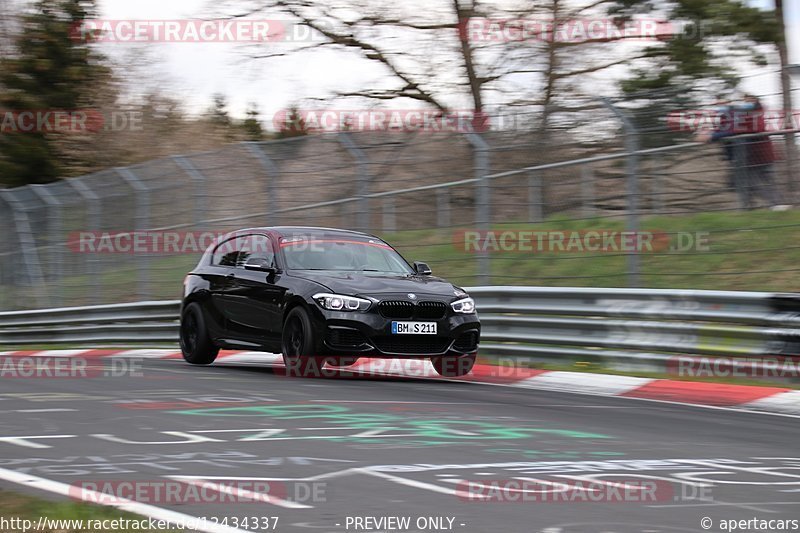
left=382, top=197, right=396, bottom=233
left=339, top=133, right=371, bottom=232
left=602, top=99, right=641, bottom=287
left=0, top=189, right=46, bottom=308
left=69, top=178, right=102, bottom=304
left=527, top=170, right=542, bottom=223
left=244, top=143, right=279, bottom=225
left=464, top=130, right=491, bottom=284
left=30, top=184, right=64, bottom=307
left=174, top=156, right=209, bottom=229
left=581, top=165, right=595, bottom=218
left=117, top=167, right=151, bottom=300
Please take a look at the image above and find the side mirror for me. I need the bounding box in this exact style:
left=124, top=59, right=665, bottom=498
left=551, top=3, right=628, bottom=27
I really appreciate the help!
left=413, top=261, right=432, bottom=275
left=244, top=257, right=277, bottom=273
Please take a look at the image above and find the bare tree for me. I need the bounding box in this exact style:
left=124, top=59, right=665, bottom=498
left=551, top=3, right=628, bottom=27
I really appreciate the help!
left=222, top=0, right=654, bottom=128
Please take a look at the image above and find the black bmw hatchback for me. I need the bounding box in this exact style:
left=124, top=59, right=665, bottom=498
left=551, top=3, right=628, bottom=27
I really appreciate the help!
left=180, top=227, right=480, bottom=376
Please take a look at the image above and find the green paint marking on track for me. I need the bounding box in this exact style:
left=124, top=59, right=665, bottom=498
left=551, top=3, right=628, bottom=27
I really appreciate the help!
left=170, top=404, right=614, bottom=444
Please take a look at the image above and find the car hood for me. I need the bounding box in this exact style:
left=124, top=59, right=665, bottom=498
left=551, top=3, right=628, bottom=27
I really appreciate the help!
left=290, top=271, right=461, bottom=299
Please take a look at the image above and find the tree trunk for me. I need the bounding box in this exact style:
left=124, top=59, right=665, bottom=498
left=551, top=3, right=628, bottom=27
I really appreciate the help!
left=775, top=0, right=797, bottom=199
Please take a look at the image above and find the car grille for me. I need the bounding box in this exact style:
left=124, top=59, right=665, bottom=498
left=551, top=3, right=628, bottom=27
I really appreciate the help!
left=453, top=331, right=479, bottom=352
left=325, top=328, right=368, bottom=348
left=378, top=300, right=447, bottom=320
left=372, top=336, right=451, bottom=355
left=415, top=301, right=447, bottom=319
left=378, top=301, right=415, bottom=319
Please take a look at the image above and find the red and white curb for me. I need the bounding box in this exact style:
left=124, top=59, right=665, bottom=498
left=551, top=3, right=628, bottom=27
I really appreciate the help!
left=1, top=349, right=798, bottom=416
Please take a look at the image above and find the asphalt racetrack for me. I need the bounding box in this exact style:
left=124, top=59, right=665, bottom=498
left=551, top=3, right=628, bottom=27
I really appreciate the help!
left=1, top=355, right=798, bottom=533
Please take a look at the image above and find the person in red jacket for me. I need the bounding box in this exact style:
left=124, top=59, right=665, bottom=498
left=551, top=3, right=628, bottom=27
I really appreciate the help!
left=699, top=95, right=785, bottom=210
left=739, top=94, right=782, bottom=209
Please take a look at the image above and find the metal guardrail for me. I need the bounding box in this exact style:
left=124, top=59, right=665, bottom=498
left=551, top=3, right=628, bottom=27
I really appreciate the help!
left=0, top=301, right=181, bottom=344
left=1, top=288, right=799, bottom=372
left=469, top=287, right=800, bottom=372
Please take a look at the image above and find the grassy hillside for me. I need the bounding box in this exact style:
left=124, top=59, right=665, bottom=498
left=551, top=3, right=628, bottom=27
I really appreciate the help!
left=388, top=209, right=800, bottom=292
left=4, top=209, right=800, bottom=311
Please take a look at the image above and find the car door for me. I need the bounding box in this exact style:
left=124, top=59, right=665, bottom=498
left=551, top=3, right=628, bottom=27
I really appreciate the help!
left=204, top=236, right=243, bottom=338
left=221, top=233, right=286, bottom=347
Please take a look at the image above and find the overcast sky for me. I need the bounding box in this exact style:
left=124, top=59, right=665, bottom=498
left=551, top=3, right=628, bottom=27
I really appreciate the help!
left=96, top=0, right=800, bottom=122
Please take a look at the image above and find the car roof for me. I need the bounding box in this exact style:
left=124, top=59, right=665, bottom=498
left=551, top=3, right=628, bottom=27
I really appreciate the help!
left=236, top=226, right=381, bottom=240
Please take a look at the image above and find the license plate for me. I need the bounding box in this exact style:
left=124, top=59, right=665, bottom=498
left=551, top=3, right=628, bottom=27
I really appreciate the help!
left=391, top=321, right=437, bottom=335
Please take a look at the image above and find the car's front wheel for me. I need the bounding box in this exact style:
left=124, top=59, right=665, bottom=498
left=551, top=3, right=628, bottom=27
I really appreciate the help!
left=180, top=303, right=219, bottom=365
left=282, top=307, right=324, bottom=377
left=431, top=353, right=476, bottom=377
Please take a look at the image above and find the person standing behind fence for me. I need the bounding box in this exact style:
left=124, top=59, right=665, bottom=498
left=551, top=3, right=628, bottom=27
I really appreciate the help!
left=697, top=99, right=747, bottom=206
left=698, top=96, right=786, bottom=210
left=739, top=94, right=787, bottom=211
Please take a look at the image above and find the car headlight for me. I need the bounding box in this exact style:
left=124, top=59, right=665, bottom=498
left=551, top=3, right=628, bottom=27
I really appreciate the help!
left=313, top=293, right=372, bottom=312
left=451, top=297, right=476, bottom=314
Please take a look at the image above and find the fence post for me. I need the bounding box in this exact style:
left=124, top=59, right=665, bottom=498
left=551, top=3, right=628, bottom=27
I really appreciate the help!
left=174, top=156, right=209, bottom=229
left=602, top=99, right=641, bottom=287
left=464, top=130, right=491, bottom=284
left=382, top=197, right=396, bottom=233
left=436, top=188, right=451, bottom=230
left=527, top=170, right=542, bottom=223
left=30, top=184, right=64, bottom=307
left=117, top=167, right=151, bottom=300
left=69, top=178, right=102, bottom=304
left=338, top=133, right=371, bottom=232
left=0, top=189, right=46, bottom=308
left=653, top=156, right=667, bottom=214
left=244, top=143, right=279, bottom=226
left=581, top=165, right=595, bottom=218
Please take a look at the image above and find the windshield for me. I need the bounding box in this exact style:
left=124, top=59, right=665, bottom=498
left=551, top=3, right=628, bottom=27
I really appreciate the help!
left=281, top=238, right=414, bottom=274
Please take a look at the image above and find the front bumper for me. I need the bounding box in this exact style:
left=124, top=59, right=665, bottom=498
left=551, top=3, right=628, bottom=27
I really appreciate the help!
left=307, top=303, right=480, bottom=357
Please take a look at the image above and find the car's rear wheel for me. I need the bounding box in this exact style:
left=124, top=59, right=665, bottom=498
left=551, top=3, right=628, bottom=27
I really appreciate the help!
left=180, top=303, right=219, bottom=365
left=282, top=307, right=324, bottom=377
left=326, top=357, right=360, bottom=367
left=431, top=353, right=476, bottom=377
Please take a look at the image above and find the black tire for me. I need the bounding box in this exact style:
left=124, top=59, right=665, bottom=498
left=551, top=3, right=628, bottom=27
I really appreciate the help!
left=180, top=303, right=219, bottom=365
left=282, top=307, right=324, bottom=377
left=431, top=353, right=476, bottom=377
left=326, top=356, right=360, bottom=367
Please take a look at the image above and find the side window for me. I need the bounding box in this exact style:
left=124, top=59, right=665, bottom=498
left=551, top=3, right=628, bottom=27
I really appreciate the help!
left=212, top=237, right=244, bottom=267
left=238, top=234, right=275, bottom=268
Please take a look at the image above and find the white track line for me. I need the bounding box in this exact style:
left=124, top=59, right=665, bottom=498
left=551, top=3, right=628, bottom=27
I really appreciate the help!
left=170, top=478, right=310, bottom=509
left=0, top=467, right=249, bottom=533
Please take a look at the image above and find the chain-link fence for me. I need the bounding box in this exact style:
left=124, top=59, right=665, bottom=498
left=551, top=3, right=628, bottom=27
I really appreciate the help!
left=1, top=99, right=799, bottom=310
